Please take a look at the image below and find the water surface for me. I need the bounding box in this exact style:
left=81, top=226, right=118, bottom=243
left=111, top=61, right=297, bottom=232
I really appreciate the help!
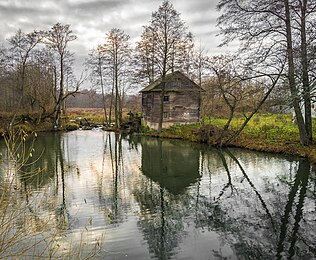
left=1, top=130, right=315, bottom=259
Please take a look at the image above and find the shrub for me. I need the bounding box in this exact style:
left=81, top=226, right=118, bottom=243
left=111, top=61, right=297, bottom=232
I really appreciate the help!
left=65, top=122, right=80, bottom=131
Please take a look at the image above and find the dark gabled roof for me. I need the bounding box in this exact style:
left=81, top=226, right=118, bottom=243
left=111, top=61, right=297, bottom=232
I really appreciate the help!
left=140, top=71, right=203, bottom=92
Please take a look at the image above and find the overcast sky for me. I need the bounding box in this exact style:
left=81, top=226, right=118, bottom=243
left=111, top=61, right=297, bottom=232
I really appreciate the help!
left=0, top=0, right=234, bottom=75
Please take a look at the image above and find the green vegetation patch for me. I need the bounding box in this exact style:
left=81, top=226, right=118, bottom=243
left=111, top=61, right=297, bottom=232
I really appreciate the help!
left=145, top=113, right=316, bottom=164
left=65, top=121, right=80, bottom=131
left=203, top=114, right=301, bottom=142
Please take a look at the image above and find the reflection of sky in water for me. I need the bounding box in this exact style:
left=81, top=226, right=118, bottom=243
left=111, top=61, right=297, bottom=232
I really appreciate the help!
left=1, top=131, right=315, bottom=259
left=54, top=131, right=147, bottom=259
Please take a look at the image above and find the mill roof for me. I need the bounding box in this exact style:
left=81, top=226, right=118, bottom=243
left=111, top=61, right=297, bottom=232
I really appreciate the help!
left=140, top=71, right=203, bottom=92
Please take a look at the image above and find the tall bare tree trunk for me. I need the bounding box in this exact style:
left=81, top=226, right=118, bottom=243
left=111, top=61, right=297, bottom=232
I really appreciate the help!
left=114, top=49, right=120, bottom=130
left=284, top=0, right=309, bottom=145
left=119, top=90, right=124, bottom=125
left=158, top=24, right=168, bottom=133
left=54, top=54, right=64, bottom=129
left=300, top=0, right=312, bottom=142
left=9, top=61, right=27, bottom=130
left=99, top=57, right=108, bottom=124
left=109, top=79, right=114, bottom=124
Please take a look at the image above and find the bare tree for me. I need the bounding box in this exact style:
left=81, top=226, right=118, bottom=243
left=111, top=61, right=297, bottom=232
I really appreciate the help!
left=217, top=0, right=316, bottom=145
left=7, top=29, right=43, bottom=129
left=44, top=23, right=78, bottom=129
left=86, top=45, right=108, bottom=124
left=101, top=28, right=132, bottom=129
left=193, top=42, right=210, bottom=88
left=23, top=48, right=56, bottom=121
left=0, top=38, right=54, bottom=122
left=0, top=46, right=14, bottom=112
left=137, top=0, right=189, bottom=132
left=135, top=26, right=157, bottom=85
left=208, top=54, right=284, bottom=145
left=176, top=32, right=195, bottom=77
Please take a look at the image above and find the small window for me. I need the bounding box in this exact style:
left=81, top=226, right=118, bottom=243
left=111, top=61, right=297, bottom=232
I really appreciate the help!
left=163, top=95, right=169, bottom=102
left=163, top=112, right=168, bottom=118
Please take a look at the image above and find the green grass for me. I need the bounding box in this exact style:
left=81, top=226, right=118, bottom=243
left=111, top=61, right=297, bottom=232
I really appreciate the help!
left=152, top=113, right=316, bottom=163
left=201, top=113, right=316, bottom=143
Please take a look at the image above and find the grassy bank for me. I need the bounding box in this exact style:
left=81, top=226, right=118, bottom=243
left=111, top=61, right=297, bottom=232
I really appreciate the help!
left=0, top=108, right=105, bottom=134
left=149, top=114, right=316, bottom=164
left=1, top=110, right=315, bottom=164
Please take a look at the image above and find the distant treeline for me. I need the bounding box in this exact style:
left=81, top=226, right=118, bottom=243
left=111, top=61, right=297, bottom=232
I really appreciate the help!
left=66, top=89, right=141, bottom=111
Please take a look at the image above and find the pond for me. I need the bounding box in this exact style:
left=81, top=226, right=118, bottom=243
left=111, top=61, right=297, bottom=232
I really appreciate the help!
left=0, top=130, right=315, bottom=259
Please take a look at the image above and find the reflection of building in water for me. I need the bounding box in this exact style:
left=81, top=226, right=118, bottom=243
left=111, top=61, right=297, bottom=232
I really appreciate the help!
left=136, top=137, right=201, bottom=259
left=140, top=138, right=200, bottom=195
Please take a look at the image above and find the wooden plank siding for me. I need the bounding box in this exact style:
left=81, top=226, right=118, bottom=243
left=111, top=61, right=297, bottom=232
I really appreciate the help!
left=140, top=71, right=203, bottom=129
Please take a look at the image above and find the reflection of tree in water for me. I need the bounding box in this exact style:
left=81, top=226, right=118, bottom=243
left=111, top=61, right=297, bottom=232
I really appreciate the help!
left=276, top=160, right=315, bottom=259
left=194, top=148, right=315, bottom=259
left=134, top=138, right=200, bottom=259
left=15, top=133, right=76, bottom=231
left=19, top=133, right=60, bottom=188
left=4, top=132, right=314, bottom=259
left=96, top=133, right=130, bottom=226
left=0, top=132, right=76, bottom=259
left=16, top=132, right=131, bottom=230
left=134, top=180, right=191, bottom=259
left=53, top=133, right=71, bottom=230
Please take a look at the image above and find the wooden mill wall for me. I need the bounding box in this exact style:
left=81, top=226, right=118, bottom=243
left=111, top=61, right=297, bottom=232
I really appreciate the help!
left=142, top=90, right=201, bottom=124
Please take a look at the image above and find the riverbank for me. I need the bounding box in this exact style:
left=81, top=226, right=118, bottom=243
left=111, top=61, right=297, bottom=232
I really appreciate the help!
left=1, top=111, right=315, bottom=164
left=142, top=114, right=316, bottom=164
left=145, top=132, right=316, bottom=165
left=0, top=108, right=104, bottom=134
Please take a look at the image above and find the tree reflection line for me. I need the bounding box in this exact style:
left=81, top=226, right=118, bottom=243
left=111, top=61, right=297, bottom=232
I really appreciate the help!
left=10, top=132, right=314, bottom=259
left=55, top=134, right=70, bottom=230
left=88, top=134, right=315, bottom=259
left=276, top=159, right=311, bottom=259
left=214, top=149, right=312, bottom=259
left=103, top=133, right=125, bottom=224
left=215, top=150, right=233, bottom=202
left=224, top=149, right=276, bottom=233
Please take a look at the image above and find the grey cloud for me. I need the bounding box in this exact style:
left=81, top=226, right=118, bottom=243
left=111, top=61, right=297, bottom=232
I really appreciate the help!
left=0, top=0, right=230, bottom=76
left=69, top=0, right=124, bottom=11
left=190, top=15, right=218, bottom=30
left=0, top=5, right=38, bottom=16
left=172, top=0, right=217, bottom=17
